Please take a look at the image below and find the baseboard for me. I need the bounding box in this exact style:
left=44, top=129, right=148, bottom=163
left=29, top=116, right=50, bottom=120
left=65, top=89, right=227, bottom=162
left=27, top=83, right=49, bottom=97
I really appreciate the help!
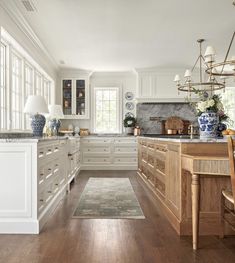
left=0, top=220, right=39, bottom=234
left=81, top=165, right=138, bottom=170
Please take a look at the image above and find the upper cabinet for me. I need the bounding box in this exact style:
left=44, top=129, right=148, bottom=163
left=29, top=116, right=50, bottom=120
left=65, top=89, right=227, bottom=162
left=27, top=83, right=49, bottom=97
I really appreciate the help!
left=135, top=68, right=190, bottom=103
left=61, top=70, right=91, bottom=119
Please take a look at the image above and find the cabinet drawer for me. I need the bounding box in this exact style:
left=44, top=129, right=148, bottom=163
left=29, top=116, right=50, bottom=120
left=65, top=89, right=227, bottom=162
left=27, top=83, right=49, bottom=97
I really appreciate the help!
left=83, top=157, right=111, bottom=164
left=38, top=189, right=45, bottom=214
left=114, top=138, right=137, bottom=144
left=114, top=146, right=137, bottom=153
left=45, top=182, right=54, bottom=204
left=114, top=157, right=137, bottom=164
left=81, top=138, right=111, bottom=144
left=83, top=146, right=111, bottom=153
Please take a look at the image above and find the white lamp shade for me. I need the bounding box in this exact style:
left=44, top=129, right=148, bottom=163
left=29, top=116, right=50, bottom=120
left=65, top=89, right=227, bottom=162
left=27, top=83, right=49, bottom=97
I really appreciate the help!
left=24, top=95, right=49, bottom=114
left=204, top=46, right=216, bottom=57
left=49, top=104, right=64, bottom=119
left=184, top=69, right=192, bottom=78
left=174, top=74, right=180, bottom=82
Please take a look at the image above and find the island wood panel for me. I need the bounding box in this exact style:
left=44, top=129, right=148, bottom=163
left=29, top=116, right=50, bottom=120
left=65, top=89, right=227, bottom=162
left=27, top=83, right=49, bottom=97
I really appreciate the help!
left=165, top=143, right=181, bottom=219
left=138, top=137, right=234, bottom=237
left=181, top=154, right=233, bottom=236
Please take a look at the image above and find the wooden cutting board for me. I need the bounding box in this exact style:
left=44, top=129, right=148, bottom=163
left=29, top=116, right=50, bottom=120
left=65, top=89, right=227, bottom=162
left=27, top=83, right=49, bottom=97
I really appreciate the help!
left=165, top=116, right=184, bottom=130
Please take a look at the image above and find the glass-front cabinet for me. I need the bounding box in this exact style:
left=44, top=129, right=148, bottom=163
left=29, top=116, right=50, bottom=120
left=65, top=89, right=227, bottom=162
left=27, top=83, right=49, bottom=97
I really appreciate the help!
left=62, top=78, right=89, bottom=119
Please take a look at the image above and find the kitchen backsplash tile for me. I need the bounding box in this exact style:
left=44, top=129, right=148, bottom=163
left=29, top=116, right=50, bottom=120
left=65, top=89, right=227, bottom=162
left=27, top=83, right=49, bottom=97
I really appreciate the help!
left=136, top=103, right=197, bottom=134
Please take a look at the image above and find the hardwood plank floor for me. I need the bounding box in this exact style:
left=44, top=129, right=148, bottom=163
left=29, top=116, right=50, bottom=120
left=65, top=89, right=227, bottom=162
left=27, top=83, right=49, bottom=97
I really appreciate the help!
left=0, top=170, right=234, bottom=263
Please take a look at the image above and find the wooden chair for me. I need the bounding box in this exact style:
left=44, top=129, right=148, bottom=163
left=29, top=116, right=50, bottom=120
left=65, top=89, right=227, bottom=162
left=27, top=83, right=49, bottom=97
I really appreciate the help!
left=220, top=136, right=235, bottom=237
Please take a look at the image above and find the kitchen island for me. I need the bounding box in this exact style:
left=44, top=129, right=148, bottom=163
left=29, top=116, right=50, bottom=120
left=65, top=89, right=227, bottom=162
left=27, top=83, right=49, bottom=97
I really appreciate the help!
left=137, top=136, right=233, bottom=245
left=0, top=136, right=80, bottom=234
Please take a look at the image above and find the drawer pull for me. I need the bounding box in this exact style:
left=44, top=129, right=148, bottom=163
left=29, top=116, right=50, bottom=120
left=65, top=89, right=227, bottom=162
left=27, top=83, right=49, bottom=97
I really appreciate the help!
left=48, top=168, right=52, bottom=171
left=55, top=164, right=59, bottom=167
left=54, top=147, right=59, bottom=151
left=68, top=153, right=73, bottom=157
left=40, top=199, right=44, bottom=202
left=55, top=183, right=59, bottom=186
left=48, top=191, right=52, bottom=193
left=71, top=158, right=74, bottom=161
left=48, top=149, right=52, bottom=152
left=40, top=173, right=44, bottom=176
left=39, top=151, right=44, bottom=155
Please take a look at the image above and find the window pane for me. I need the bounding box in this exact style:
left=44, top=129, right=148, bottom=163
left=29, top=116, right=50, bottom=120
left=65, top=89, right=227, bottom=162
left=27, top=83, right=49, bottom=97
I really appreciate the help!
left=11, top=52, right=23, bottom=130
left=0, top=43, right=7, bottom=130
left=94, top=88, right=119, bottom=133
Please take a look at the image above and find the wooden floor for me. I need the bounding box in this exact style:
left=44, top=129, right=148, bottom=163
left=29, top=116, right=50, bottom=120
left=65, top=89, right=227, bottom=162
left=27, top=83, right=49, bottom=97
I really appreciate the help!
left=0, top=171, right=235, bottom=263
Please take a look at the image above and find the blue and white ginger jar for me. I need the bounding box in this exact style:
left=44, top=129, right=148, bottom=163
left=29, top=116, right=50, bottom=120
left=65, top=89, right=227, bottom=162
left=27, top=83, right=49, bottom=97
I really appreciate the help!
left=198, top=111, right=218, bottom=139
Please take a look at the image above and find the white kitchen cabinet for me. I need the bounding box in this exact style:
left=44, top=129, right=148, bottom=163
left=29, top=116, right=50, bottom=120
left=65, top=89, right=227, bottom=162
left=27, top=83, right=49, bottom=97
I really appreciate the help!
left=81, top=136, right=138, bottom=170
left=0, top=137, right=80, bottom=234
left=61, top=77, right=90, bottom=119
left=136, top=68, right=189, bottom=102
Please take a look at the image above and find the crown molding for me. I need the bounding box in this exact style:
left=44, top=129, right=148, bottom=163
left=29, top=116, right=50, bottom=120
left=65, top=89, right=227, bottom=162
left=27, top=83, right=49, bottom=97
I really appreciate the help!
left=0, top=0, right=59, bottom=71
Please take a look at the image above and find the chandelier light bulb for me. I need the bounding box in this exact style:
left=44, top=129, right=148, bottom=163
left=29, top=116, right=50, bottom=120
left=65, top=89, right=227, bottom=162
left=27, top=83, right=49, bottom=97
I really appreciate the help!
left=204, top=46, right=216, bottom=57
left=174, top=74, right=181, bottom=82
left=184, top=69, right=192, bottom=78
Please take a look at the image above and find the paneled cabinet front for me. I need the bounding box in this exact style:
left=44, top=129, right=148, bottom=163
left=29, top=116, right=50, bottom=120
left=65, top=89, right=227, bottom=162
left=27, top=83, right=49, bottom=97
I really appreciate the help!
left=81, top=137, right=137, bottom=170
left=62, top=78, right=89, bottom=119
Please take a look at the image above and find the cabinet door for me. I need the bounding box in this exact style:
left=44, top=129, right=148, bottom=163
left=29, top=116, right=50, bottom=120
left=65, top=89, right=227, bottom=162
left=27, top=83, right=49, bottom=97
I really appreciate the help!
left=165, top=144, right=181, bottom=219
left=75, top=79, right=86, bottom=116
left=62, top=79, right=72, bottom=116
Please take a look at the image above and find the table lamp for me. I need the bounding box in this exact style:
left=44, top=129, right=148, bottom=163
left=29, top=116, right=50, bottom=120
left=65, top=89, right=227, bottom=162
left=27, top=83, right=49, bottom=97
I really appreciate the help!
left=24, top=95, right=49, bottom=137
left=48, top=104, right=64, bottom=135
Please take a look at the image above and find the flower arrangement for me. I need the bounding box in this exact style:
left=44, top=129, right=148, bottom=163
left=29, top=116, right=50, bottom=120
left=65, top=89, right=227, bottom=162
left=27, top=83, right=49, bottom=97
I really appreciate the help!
left=193, top=91, right=229, bottom=123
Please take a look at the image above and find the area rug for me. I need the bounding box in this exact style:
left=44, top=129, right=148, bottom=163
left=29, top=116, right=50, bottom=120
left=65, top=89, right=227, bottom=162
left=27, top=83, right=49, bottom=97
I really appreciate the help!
left=73, top=178, right=145, bottom=219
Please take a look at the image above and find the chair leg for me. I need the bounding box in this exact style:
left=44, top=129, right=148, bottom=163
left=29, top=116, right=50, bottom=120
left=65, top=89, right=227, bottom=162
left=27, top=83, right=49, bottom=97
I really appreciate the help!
left=220, top=193, right=225, bottom=238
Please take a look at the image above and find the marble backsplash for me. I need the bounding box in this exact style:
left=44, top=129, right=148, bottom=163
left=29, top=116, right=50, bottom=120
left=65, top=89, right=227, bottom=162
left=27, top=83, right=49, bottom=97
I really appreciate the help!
left=136, top=103, right=197, bottom=134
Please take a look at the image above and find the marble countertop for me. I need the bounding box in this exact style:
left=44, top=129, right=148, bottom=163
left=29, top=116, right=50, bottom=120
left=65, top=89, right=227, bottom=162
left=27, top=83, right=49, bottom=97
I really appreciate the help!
left=0, top=136, right=72, bottom=143
left=138, top=136, right=227, bottom=143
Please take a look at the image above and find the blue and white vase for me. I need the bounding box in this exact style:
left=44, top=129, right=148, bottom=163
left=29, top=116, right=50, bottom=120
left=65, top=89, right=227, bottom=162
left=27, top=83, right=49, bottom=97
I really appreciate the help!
left=31, top=114, right=46, bottom=137
left=198, top=111, right=219, bottom=139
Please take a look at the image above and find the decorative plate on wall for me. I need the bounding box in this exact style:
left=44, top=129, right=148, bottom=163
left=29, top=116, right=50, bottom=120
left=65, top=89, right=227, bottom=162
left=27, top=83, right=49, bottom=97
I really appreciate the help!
left=125, top=102, right=134, bottom=110
left=125, top=112, right=134, bottom=118
left=125, top=92, right=134, bottom=100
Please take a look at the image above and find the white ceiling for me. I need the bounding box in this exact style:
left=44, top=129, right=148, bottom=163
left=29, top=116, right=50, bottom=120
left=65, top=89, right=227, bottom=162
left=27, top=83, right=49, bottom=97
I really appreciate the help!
left=11, top=0, right=235, bottom=71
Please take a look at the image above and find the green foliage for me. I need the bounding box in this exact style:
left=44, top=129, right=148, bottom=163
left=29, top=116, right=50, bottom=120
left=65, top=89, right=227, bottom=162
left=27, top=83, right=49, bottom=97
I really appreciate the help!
left=123, top=116, right=137, bottom=127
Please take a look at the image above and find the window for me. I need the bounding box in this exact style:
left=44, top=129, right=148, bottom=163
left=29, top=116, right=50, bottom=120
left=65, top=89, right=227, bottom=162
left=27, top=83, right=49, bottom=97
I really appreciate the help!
left=0, top=42, right=7, bottom=130
left=24, top=63, right=34, bottom=129
left=0, top=28, right=54, bottom=131
left=11, top=52, right=23, bottom=130
left=217, top=87, right=235, bottom=128
left=93, top=87, right=121, bottom=133
left=35, top=71, right=43, bottom=96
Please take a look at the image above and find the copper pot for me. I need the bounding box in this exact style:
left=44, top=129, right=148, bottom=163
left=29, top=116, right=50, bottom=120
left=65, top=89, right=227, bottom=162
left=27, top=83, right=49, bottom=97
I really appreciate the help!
left=167, top=129, right=177, bottom=135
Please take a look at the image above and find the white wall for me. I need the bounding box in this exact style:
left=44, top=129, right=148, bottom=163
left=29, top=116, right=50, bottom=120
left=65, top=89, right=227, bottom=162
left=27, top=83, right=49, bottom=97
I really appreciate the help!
left=0, top=5, right=58, bottom=85
left=60, top=71, right=137, bottom=132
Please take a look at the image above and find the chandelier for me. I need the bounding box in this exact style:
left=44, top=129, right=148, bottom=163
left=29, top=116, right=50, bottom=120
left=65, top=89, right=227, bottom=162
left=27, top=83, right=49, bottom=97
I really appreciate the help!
left=205, top=31, right=235, bottom=78
left=174, top=39, right=225, bottom=96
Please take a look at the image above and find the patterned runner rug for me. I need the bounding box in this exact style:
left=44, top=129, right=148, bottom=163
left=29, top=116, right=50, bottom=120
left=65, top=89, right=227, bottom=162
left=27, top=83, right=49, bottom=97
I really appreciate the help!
left=73, top=178, right=145, bottom=219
